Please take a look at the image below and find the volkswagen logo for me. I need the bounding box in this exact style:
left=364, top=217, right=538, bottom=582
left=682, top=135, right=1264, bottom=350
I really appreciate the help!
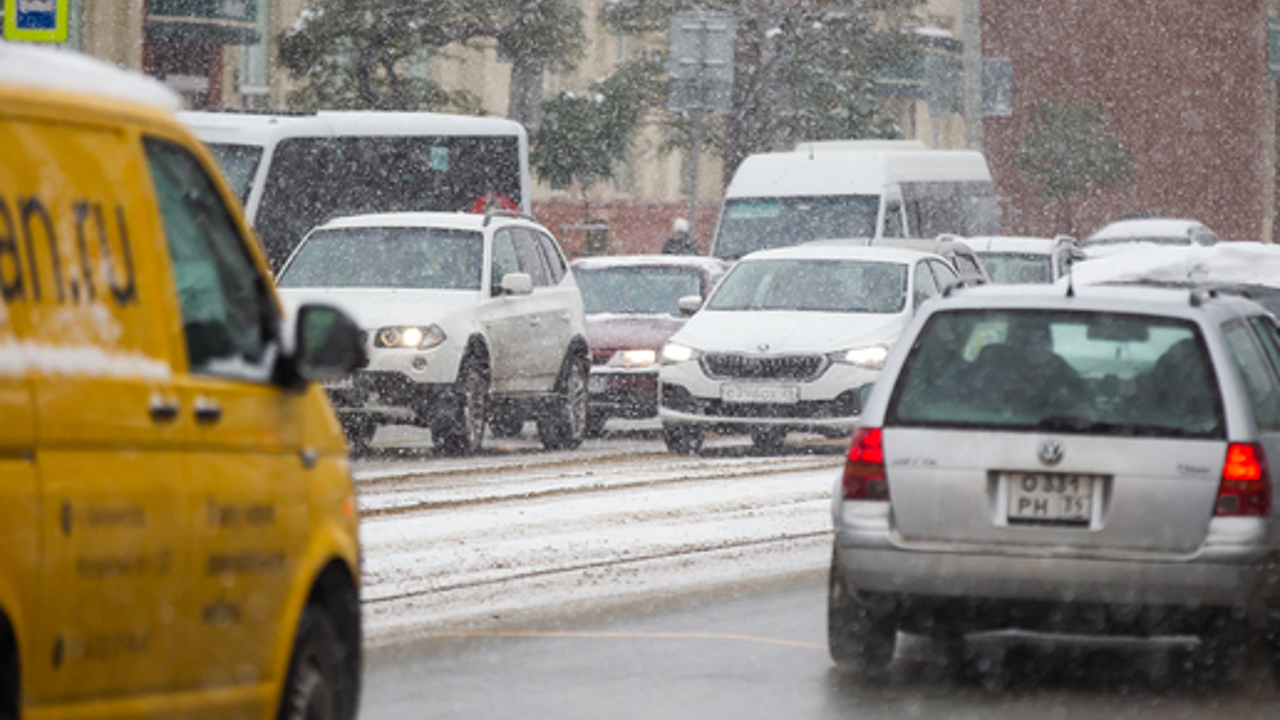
left=757, top=342, right=771, bottom=353
left=1037, top=439, right=1064, bottom=467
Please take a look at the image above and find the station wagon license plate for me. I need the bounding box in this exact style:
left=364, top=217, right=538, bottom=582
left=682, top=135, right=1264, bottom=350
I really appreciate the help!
left=720, top=383, right=800, bottom=404
left=1006, top=473, right=1098, bottom=525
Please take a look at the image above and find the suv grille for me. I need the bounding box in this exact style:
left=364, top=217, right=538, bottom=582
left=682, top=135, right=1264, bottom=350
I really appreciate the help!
left=700, top=353, right=827, bottom=381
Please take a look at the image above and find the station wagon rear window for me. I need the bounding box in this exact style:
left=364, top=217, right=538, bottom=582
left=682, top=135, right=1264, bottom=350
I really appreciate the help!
left=888, top=309, right=1224, bottom=437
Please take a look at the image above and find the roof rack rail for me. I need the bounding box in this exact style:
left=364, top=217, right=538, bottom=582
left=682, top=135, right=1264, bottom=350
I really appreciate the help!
left=1188, top=283, right=1262, bottom=307
left=483, top=209, right=535, bottom=226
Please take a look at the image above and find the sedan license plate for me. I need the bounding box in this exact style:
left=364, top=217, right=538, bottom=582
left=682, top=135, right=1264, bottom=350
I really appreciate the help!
left=721, top=383, right=799, bottom=404
left=1006, top=473, right=1097, bottom=525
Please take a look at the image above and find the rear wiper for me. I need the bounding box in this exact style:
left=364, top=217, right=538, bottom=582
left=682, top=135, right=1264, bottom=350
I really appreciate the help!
left=1035, top=416, right=1190, bottom=437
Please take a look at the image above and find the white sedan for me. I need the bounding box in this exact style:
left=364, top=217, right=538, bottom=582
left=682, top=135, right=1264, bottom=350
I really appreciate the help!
left=657, top=243, right=962, bottom=454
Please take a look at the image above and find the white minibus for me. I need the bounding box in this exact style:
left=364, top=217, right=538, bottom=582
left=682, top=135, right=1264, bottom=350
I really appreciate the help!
left=709, top=140, right=1000, bottom=261
left=180, top=110, right=530, bottom=269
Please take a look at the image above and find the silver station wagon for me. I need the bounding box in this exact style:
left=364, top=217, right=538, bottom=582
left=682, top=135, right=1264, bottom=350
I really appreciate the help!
left=829, top=282, right=1280, bottom=681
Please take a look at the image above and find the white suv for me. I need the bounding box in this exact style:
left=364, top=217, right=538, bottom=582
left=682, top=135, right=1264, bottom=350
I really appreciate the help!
left=276, top=211, right=589, bottom=454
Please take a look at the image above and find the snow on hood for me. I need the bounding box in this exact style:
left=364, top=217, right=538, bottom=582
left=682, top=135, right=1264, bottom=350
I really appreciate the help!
left=276, top=287, right=480, bottom=329
left=670, top=308, right=909, bottom=354
left=0, top=44, right=182, bottom=112
left=0, top=341, right=170, bottom=380
left=585, top=314, right=686, bottom=351
left=1069, top=242, right=1280, bottom=289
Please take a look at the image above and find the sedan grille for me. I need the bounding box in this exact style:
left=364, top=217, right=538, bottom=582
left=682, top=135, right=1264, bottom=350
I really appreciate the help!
left=700, top=353, right=827, bottom=381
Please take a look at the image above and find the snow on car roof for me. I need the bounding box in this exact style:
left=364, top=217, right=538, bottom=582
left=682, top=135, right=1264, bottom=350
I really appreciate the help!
left=569, top=255, right=729, bottom=272
left=316, top=212, right=496, bottom=230
left=1070, top=242, right=1280, bottom=289
left=0, top=44, right=181, bottom=112
left=945, top=277, right=1226, bottom=316
left=1087, top=218, right=1205, bottom=240
left=955, top=236, right=1071, bottom=254
left=737, top=242, right=931, bottom=264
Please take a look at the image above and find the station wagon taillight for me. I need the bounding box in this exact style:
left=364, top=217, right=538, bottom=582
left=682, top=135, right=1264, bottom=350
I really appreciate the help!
left=1215, top=442, right=1271, bottom=516
left=842, top=428, right=888, bottom=501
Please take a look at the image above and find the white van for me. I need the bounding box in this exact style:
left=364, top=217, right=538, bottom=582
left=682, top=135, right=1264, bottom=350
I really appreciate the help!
left=709, top=140, right=1001, bottom=261
left=180, top=111, right=531, bottom=270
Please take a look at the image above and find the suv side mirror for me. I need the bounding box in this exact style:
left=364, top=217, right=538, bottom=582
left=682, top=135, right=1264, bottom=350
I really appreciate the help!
left=293, top=304, right=365, bottom=383
left=677, top=295, right=703, bottom=315
left=500, top=272, right=533, bottom=295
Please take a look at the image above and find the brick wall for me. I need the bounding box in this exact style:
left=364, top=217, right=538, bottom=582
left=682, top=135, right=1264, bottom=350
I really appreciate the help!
left=983, top=0, right=1272, bottom=241
left=533, top=200, right=721, bottom=258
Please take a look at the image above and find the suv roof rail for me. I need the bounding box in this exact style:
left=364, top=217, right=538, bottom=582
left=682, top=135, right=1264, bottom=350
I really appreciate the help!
left=483, top=208, right=536, bottom=226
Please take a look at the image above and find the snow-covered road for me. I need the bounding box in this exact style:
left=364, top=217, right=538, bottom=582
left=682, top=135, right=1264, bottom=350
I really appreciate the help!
left=353, top=432, right=845, bottom=648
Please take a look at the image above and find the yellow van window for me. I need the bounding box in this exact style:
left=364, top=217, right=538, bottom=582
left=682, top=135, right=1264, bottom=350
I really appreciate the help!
left=143, top=137, right=276, bottom=377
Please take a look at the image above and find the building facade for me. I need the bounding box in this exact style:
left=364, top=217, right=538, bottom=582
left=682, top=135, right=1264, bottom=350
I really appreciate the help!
left=40, top=1, right=1278, bottom=248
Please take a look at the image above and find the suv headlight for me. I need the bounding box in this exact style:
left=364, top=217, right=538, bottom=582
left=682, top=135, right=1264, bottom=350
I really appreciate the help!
left=609, top=349, right=658, bottom=368
left=660, top=342, right=700, bottom=364
left=374, top=325, right=447, bottom=349
left=830, top=345, right=889, bottom=369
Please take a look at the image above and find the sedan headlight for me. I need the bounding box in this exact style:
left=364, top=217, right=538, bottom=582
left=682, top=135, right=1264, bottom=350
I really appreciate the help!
left=831, top=345, right=889, bottom=369
left=660, top=342, right=700, bottom=364
left=374, top=324, right=447, bottom=349
left=609, top=349, right=659, bottom=368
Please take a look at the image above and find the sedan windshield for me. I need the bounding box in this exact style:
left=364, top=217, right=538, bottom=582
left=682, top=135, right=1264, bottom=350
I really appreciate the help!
left=575, top=266, right=704, bottom=315
left=278, top=227, right=484, bottom=290
left=706, top=259, right=907, bottom=313
left=889, top=309, right=1223, bottom=437
left=976, top=252, right=1053, bottom=283
left=712, top=195, right=880, bottom=260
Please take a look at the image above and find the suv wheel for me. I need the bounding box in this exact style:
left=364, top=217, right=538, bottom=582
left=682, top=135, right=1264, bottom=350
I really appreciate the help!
left=828, top=552, right=896, bottom=678
left=537, top=356, right=588, bottom=450
left=662, top=424, right=703, bottom=455
left=434, top=358, right=488, bottom=455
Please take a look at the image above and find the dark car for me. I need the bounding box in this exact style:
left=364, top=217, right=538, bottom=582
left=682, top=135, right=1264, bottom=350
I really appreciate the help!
left=570, top=255, right=730, bottom=436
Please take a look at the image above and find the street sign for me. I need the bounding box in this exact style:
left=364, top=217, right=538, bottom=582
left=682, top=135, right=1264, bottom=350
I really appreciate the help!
left=3, top=0, right=68, bottom=43
left=667, top=11, right=734, bottom=113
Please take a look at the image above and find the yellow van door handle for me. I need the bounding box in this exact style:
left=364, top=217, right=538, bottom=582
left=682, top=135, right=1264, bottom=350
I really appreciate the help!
left=193, top=397, right=222, bottom=424
left=149, top=395, right=180, bottom=423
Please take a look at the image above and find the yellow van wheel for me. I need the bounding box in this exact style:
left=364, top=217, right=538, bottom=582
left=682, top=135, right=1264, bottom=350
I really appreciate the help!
left=279, top=606, right=352, bottom=720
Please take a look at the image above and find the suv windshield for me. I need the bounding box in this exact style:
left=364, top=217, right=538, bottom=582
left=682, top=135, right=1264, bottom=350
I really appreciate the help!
left=707, top=259, right=907, bottom=313
left=575, top=266, right=703, bottom=315
left=976, top=252, right=1053, bottom=283
left=712, top=196, right=880, bottom=260
left=888, top=309, right=1223, bottom=437
left=278, top=227, right=484, bottom=290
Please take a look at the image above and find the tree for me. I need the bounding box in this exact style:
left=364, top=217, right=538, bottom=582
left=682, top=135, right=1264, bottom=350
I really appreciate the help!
left=277, top=0, right=585, bottom=113
left=530, top=59, right=662, bottom=224
left=600, top=0, right=923, bottom=178
left=1013, top=99, right=1136, bottom=237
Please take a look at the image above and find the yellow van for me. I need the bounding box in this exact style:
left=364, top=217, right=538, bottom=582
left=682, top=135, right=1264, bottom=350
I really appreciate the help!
left=0, top=46, right=364, bottom=719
